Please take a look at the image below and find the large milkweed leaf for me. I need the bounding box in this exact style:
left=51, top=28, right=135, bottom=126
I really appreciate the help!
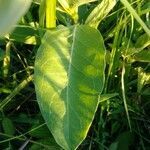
left=0, top=0, right=32, bottom=37
left=34, top=25, right=105, bottom=150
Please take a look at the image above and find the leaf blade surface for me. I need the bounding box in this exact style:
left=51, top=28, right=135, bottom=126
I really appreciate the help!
left=34, top=25, right=105, bottom=149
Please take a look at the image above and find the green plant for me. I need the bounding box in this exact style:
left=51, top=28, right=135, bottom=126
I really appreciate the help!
left=0, top=0, right=150, bottom=150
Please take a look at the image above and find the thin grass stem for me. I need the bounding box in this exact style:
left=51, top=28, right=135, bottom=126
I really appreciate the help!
left=121, top=61, right=132, bottom=131
left=120, top=0, right=150, bottom=36
left=0, top=75, right=33, bottom=110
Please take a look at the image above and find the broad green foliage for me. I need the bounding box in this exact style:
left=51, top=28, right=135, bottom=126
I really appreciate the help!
left=109, top=132, right=134, bottom=150
left=133, top=50, right=150, bottom=62
left=0, top=0, right=32, bottom=36
left=85, top=0, right=117, bottom=28
left=2, top=117, right=15, bottom=136
left=125, top=34, right=150, bottom=63
left=9, top=25, right=40, bottom=45
left=138, top=68, right=150, bottom=93
left=1, top=0, right=150, bottom=149
left=135, top=34, right=150, bottom=49
left=34, top=25, right=105, bottom=149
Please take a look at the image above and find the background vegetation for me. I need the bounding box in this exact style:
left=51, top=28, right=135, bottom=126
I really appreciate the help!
left=0, top=0, right=150, bottom=149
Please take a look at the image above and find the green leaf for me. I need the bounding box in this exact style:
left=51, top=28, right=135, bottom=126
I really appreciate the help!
left=12, top=113, right=38, bottom=124
left=99, top=93, right=119, bottom=103
left=109, top=132, right=134, bottom=150
left=125, top=34, right=150, bottom=59
left=34, top=25, right=105, bottom=149
left=33, top=0, right=41, bottom=4
left=30, top=138, right=60, bottom=150
left=69, top=0, right=97, bottom=7
left=0, top=48, right=4, bottom=61
left=137, top=68, right=150, bottom=93
left=85, top=0, right=117, bottom=28
left=109, top=142, right=118, bottom=150
left=133, top=50, right=150, bottom=62
left=117, top=131, right=134, bottom=150
left=142, top=87, right=150, bottom=96
left=58, top=0, right=97, bottom=22
left=135, top=33, right=150, bottom=49
left=29, top=124, right=51, bottom=138
left=0, top=0, right=32, bottom=37
left=9, top=25, right=40, bottom=45
left=58, top=0, right=97, bottom=9
left=2, top=117, right=15, bottom=136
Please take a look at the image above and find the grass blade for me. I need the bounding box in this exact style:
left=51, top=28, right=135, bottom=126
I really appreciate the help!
left=0, top=75, right=33, bottom=110
left=120, top=0, right=150, bottom=36
left=121, top=62, right=132, bottom=131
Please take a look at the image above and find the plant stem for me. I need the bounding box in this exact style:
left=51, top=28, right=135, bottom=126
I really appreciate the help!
left=3, top=41, right=11, bottom=78
left=0, top=75, right=33, bottom=110
left=45, top=0, right=56, bottom=28
left=121, top=61, right=132, bottom=131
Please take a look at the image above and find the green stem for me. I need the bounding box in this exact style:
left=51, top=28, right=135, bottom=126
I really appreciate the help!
left=0, top=123, right=46, bottom=144
left=121, top=61, right=132, bottom=131
left=45, top=0, right=56, bottom=28
left=0, top=75, right=33, bottom=110
left=3, top=42, right=11, bottom=78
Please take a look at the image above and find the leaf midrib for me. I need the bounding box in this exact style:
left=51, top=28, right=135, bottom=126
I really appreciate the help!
left=66, top=25, right=77, bottom=147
